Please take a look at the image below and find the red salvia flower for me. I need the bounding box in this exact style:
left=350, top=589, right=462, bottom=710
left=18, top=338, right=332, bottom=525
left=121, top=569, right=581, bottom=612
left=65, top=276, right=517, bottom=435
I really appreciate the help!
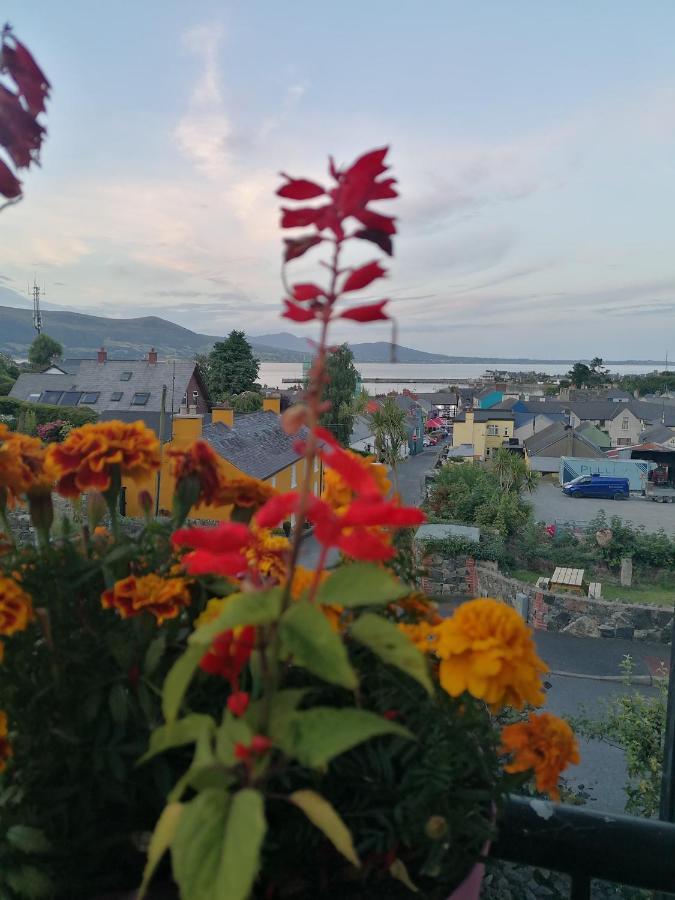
left=227, top=691, right=250, bottom=717
left=340, top=300, right=389, bottom=322
left=199, top=625, right=256, bottom=684
left=341, top=261, right=387, bottom=293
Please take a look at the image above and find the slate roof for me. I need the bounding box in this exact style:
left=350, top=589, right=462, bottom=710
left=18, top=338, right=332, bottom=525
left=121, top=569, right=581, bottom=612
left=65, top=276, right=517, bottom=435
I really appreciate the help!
left=524, top=422, right=603, bottom=456
left=454, top=410, right=515, bottom=423
left=203, top=411, right=305, bottom=480
left=9, top=359, right=206, bottom=416
left=640, top=424, right=675, bottom=445
left=575, top=423, right=612, bottom=450
left=350, top=415, right=375, bottom=444
left=414, top=392, right=459, bottom=405
left=567, top=400, right=670, bottom=425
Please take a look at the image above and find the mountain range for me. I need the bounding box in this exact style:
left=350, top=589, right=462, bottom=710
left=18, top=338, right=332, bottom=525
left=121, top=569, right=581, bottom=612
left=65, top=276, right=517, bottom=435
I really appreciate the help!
left=0, top=303, right=666, bottom=366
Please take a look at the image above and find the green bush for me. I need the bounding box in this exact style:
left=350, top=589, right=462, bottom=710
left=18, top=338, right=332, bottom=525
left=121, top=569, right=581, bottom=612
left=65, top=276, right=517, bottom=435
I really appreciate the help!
left=422, top=534, right=507, bottom=564
left=0, top=398, right=97, bottom=429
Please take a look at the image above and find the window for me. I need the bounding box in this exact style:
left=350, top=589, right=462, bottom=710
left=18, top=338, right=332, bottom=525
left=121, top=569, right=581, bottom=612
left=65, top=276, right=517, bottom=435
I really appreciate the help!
left=504, top=428, right=509, bottom=436
left=486, top=424, right=499, bottom=436
left=27, top=392, right=41, bottom=402
left=290, top=464, right=297, bottom=488
left=192, top=390, right=199, bottom=400
left=61, top=391, right=82, bottom=406
left=40, top=390, right=63, bottom=405
left=622, top=417, right=629, bottom=430
left=617, top=438, right=632, bottom=446
left=131, top=392, right=150, bottom=406
left=110, top=392, right=123, bottom=401
left=81, top=392, right=100, bottom=404
left=120, top=371, right=132, bottom=381
left=182, top=393, right=187, bottom=405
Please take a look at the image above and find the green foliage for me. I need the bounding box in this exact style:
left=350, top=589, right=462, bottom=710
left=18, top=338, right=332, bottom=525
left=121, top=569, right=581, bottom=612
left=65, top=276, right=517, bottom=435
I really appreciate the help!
left=369, top=395, right=408, bottom=478
left=587, top=511, right=675, bottom=570
left=422, top=534, right=506, bottom=564
left=567, top=358, right=607, bottom=388
left=572, top=655, right=666, bottom=817
left=279, top=602, right=358, bottom=690
left=319, top=344, right=359, bottom=445
left=0, top=397, right=97, bottom=428
left=27, top=334, right=63, bottom=370
left=618, top=370, right=675, bottom=397
left=232, top=390, right=263, bottom=413
left=315, top=562, right=409, bottom=607
left=16, top=408, right=37, bottom=436
left=201, top=331, right=260, bottom=399
left=0, top=352, right=19, bottom=396
left=350, top=613, right=433, bottom=693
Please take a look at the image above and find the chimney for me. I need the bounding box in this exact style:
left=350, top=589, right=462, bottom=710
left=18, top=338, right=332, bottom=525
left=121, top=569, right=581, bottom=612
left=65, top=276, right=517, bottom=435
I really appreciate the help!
left=212, top=405, right=234, bottom=427
left=147, top=347, right=158, bottom=365
left=263, top=394, right=281, bottom=414
left=97, top=346, right=107, bottom=364
left=172, top=412, right=203, bottom=444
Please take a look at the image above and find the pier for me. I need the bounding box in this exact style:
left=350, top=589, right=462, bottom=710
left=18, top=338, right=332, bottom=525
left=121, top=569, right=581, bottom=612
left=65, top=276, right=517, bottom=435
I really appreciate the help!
left=281, top=376, right=457, bottom=384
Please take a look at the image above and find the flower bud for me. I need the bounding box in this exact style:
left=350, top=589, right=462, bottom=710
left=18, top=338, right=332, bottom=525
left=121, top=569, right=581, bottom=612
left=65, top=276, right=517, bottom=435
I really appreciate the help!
left=281, top=404, right=307, bottom=435
left=424, top=815, right=448, bottom=840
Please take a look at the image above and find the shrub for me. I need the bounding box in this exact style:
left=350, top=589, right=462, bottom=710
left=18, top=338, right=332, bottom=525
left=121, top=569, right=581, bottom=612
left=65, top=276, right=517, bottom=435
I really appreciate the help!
left=0, top=397, right=97, bottom=429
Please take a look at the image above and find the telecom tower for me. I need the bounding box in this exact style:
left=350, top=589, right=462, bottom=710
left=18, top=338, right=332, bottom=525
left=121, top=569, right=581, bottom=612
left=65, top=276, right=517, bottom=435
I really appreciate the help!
left=30, top=279, right=43, bottom=334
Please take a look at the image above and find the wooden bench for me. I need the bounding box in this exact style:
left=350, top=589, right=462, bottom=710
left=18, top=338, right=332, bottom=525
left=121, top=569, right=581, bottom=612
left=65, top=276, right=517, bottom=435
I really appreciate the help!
left=551, top=567, right=585, bottom=595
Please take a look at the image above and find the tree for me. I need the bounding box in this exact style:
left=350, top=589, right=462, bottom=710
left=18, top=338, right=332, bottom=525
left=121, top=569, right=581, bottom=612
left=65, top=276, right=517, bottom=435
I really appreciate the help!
left=319, top=344, right=359, bottom=445
left=567, top=362, right=593, bottom=388
left=490, top=448, right=540, bottom=495
left=28, top=333, right=63, bottom=369
left=370, top=396, right=408, bottom=492
left=232, top=391, right=263, bottom=413
left=0, top=353, right=19, bottom=396
left=202, top=331, right=260, bottom=400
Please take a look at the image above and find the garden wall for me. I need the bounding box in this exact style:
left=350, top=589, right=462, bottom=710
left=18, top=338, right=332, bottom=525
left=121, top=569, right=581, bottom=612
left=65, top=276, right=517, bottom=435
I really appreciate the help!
left=417, top=545, right=673, bottom=644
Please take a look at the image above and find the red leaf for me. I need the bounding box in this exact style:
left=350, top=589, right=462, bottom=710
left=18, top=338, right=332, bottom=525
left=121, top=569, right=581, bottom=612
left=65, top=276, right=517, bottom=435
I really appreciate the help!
left=254, top=491, right=300, bottom=529
left=2, top=37, right=51, bottom=116
left=0, top=158, right=21, bottom=199
left=284, top=234, right=323, bottom=262
left=282, top=299, right=318, bottom=323
left=344, top=147, right=389, bottom=182
left=171, top=522, right=251, bottom=552
left=277, top=176, right=325, bottom=200
left=369, top=177, right=398, bottom=201
left=342, top=261, right=387, bottom=293
left=340, top=300, right=389, bottom=323
left=292, top=283, right=324, bottom=301
left=281, top=205, right=329, bottom=228
left=355, top=209, right=397, bottom=235
left=0, top=84, right=45, bottom=169
left=354, top=228, right=394, bottom=257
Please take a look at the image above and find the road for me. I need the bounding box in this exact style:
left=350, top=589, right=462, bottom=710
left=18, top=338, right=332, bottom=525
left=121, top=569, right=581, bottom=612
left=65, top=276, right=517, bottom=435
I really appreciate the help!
left=532, top=480, right=675, bottom=534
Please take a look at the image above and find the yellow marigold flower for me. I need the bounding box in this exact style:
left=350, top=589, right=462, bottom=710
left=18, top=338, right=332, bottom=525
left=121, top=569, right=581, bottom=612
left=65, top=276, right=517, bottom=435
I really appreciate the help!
left=216, top=473, right=278, bottom=509
left=434, top=598, right=547, bottom=711
left=0, top=577, right=34, bottom=636
left=0, top=424, right=51, bottom=505
left=194, top=596, right=230, bottom=629
left=398, top=620, right=440, bottom=653
left=0, top=710, right=12, bottom=772
left=168, top=440, right=224, bottom=506
left=46, top=420, right=160, bottom=498
left=501, top=712, right=580, bottom=801
left=321, top=452, right=391, bottom=514
left=392, top=591, right=443, bottom=625
left=101, top=574, right=191, bottom=625
left=247, top=528, right=290, bottom=582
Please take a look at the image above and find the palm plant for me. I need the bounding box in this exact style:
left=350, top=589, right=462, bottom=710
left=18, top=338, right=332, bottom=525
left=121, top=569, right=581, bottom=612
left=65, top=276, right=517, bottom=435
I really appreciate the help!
left=370, top=396, right=408, bottom=493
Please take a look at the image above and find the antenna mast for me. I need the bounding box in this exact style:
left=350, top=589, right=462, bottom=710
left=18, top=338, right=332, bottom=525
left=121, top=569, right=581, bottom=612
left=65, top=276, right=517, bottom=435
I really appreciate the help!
left=30, top=278, right=43, bottom=335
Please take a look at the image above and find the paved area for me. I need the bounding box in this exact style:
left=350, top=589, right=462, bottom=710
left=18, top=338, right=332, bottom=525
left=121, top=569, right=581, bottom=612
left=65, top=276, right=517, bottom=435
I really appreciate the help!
left=395, top=444, right=445, bottom=506
left=531, top=480, right=675, bottom=534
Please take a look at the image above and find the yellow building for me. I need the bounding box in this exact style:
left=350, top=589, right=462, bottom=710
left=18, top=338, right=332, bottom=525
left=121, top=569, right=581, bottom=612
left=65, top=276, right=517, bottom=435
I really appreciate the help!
left=123, top=398, right=323, bottom=521
left=451, top=409, right=515, bottom=461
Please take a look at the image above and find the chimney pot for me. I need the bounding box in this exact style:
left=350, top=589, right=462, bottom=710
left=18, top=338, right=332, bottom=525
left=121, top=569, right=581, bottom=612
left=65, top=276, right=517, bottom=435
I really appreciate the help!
left=97, top=347, right=107, bottom=364
left=148, top=348, right=158, bottom=364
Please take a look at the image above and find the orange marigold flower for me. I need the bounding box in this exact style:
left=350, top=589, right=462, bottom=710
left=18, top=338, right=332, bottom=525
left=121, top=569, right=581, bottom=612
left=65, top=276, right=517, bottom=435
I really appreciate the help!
left=215, top=473, right=278, bottom=509
left=0, top=576, right=34, bottom=636
left=101, top=574, right=191, bottom=625
left=247, top=528, right=290, bottom=581
left=501, top=712, right=580, bottom=801
left=321, top=452, right=390, bottom=514
left=168, top=440, right=223, bottom=506
left=46, top=420, right=160, bottom=497
left=0, top=424, right=50, bottom=504
left=0, top=710, right=12, bottom=772
left=434, top=598, right=547, bottom=711
left=398, top=621, right=439, bottom=653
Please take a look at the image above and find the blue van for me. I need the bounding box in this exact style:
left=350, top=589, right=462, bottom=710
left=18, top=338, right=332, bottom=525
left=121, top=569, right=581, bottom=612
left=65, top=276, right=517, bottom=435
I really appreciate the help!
left=563, top=474, right=629, bottom=500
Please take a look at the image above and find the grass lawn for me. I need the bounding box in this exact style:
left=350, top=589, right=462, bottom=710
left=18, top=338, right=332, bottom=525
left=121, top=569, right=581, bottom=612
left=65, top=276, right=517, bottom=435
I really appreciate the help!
left=507, top=568, right=675, bottom=607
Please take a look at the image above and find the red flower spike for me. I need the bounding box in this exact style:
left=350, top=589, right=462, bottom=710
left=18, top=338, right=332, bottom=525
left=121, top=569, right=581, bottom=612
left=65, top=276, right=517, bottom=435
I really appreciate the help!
left=182, top=549, right=248, bottom=578
left=284, top=234, right=323, bottom=262
left=0, top=158, right=21, bottom=198
left=342, top=261, right=387, bottom=294
left=354, top=228, right=394, bottom=257
left=341, top=499, right=425, bottom=528
left=292, top=283, right=324, bottom=302
left=277, top=176, right=325, bottom=200
left=172, top=522, right=251, bottom=553
left=319, top=443, right=382, bottom=497
left=234, top=742, right=251, bottom=761
left=2, top=35, right=51, bottom=117
left=312, top=426, right=340, bottom=448
left=254, top=491, right=300, bottom=529
left=227, top=691, right=250, bottom=717
left=340, top=300, right=389, bottom=323
left=338, top=529, right=396, bottom=561
left=282, top=300, right=318, bottom=323
left=250, top=735, right=272, bottom=755
left=200, top=626, right=255, bottom=681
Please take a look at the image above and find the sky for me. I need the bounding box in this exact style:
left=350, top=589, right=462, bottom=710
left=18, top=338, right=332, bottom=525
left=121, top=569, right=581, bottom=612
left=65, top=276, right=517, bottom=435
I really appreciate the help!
left=1, top=0, right=675, bottom=359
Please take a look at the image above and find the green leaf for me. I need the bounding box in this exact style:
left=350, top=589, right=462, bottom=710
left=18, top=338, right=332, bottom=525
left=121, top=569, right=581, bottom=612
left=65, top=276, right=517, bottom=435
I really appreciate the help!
left=279, top=602, right=357, bottom=690
left=289, top=707, right=412, bottom=769
left=390, top=858, right=420, bottom=893
left=215, top=789, right=266, bottom=900
left=172, top=789, right=230, bottom=900
left=245, top=689, right=308, bottom=755
left=138, top=803, right=183, bottom=900
left=108, top=684, right=129, bottom=726
left=162, top=644, right=205, bottom=723
left=5, top=865, right=53, bottom=899
left=189, top=589, right=283, bottom=647
left=289, top=790, right=360, bottom=868
left=5, top=826, right=52, bottom=855
left=144, top=633, right=167, bottom=676
left=316, top=563, right=409, bottom=609
left=168, top=728, right=228, bottom=803
left=350, top=613, right=433, bottom=694
left=140, top=714, right=215, bottom=764
left=215, top=714, right=252, bottom=767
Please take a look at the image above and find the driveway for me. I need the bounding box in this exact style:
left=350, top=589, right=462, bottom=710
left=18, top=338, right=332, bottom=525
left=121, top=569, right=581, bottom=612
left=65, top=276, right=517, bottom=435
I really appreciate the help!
left=531, top=480, right=675, bottom=534
left=395, top=444, right=445, bottom=506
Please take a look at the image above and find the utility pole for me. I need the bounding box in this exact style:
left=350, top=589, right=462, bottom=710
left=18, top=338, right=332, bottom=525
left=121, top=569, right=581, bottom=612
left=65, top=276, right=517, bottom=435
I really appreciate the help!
left=154, top=384, right=167, bottom=517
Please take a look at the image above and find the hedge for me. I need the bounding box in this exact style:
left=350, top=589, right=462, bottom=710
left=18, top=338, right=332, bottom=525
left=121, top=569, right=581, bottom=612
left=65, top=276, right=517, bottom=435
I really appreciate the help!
left=0, top=397, right=98, bottom=428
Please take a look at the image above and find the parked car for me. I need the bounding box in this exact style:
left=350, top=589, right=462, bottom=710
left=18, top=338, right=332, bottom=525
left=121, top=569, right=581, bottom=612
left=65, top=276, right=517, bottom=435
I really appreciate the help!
left=562, top=475, right=629, bottom=500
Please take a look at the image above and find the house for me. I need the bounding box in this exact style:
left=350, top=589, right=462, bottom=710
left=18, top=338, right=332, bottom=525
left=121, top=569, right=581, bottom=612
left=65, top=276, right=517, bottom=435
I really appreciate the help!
left=414, top=392, right=461, bottom=422
left=452, top=409, right=515, bottom=460
left=390, top=394, right=428, bottom=455
left=123, top=402, right=321, bottom=521
left=474, top=387, right=503, bottom=410
left=9, top=348, right=210, bottom=438
left=512, top=411, right=568, bottom=445
left=640, top=424, right=675, bottom=449
left=349, top=415, right=382, bottom=456
left=565, top=401, right=656, bottom=448
left=524, top=423, right=605, bottom=473
left=575, top=423, right=613, bottom=452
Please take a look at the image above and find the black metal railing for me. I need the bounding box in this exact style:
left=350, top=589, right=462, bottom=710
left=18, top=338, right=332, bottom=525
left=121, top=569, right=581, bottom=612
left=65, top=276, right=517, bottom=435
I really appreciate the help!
left=493, top=795, right=675, bottom=898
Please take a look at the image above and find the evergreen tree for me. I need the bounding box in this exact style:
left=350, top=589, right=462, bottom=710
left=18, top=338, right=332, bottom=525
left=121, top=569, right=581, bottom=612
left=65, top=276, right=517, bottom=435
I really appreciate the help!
left=320, top=344, right=359, bottom=445
left=0, top=353, right=19, bottom=396
left=203, top=331, right=260, bottom=400
left=28, top=333, right=63, bottom=369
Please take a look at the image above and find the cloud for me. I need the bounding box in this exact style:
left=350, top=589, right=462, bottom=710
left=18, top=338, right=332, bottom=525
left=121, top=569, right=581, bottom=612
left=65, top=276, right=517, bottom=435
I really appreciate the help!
left=182, top=24, right=225, bottom=107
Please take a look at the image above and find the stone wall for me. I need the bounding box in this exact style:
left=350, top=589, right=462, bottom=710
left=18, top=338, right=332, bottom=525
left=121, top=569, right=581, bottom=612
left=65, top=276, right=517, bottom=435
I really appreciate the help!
left=415, top=544, right=673, bottom=643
